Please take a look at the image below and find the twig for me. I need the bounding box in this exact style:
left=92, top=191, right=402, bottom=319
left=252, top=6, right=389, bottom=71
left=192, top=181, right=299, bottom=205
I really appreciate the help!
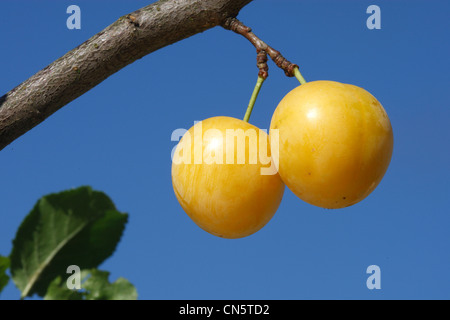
left=222, top=17, right=298, bottom=77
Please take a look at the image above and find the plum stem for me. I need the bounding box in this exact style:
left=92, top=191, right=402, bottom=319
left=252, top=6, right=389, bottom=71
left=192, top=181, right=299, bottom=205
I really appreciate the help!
left=244, top=75, right=265, bottom=122
left=294, top=67, right=307, bottom=84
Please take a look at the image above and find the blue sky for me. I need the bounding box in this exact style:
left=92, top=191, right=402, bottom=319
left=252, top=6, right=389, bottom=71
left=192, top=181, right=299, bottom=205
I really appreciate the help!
left=0, top=0, right=449, bottom=299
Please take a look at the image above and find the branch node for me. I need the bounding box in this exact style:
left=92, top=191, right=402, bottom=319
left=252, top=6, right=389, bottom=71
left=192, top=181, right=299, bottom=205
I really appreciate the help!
left=256, top=50, right=268, bottom=79
left=126, top=14, right=140, bottom=27
left=222, top=17, right=251, bottom=33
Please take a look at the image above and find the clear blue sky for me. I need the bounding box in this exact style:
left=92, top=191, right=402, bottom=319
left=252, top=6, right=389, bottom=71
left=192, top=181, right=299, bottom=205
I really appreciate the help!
left=0, top=0, right=449, bottom=300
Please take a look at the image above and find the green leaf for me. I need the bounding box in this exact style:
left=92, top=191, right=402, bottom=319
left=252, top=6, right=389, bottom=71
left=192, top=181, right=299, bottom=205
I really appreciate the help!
left=44, top=269, right=137, bottom=300
left=10, top=186, right=128, bottom=298
left=0, top=256, right=10, bottom=294
left=83, top=269, right=137, bottom=300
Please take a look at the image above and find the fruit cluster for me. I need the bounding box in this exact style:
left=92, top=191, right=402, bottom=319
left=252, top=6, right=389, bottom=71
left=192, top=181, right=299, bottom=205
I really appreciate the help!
left=172, top=80, right=393, bottom=239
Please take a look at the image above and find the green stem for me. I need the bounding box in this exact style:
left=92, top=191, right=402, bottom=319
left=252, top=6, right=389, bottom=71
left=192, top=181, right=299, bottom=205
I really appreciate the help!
left=244, top=76, right=265, bottom=122
left=294, top=67, right=307, bottom=85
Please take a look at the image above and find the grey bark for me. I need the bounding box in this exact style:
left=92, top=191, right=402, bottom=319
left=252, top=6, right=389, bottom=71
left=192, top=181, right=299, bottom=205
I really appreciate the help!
left=0, top=0, right=253, bottom=151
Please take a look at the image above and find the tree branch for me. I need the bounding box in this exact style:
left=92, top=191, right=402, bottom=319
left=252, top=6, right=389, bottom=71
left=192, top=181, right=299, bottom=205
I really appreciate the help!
left=0, top=0, right=253, bottom=151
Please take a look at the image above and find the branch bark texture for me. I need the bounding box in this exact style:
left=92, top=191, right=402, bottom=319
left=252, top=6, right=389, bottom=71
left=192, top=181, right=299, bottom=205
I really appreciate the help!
left=0, top=0, right=253, bottom=150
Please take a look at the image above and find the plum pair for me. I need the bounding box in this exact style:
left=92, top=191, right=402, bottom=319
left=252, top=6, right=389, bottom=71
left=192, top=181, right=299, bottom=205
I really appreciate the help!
left=172, top=81, right=393, bottom=239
